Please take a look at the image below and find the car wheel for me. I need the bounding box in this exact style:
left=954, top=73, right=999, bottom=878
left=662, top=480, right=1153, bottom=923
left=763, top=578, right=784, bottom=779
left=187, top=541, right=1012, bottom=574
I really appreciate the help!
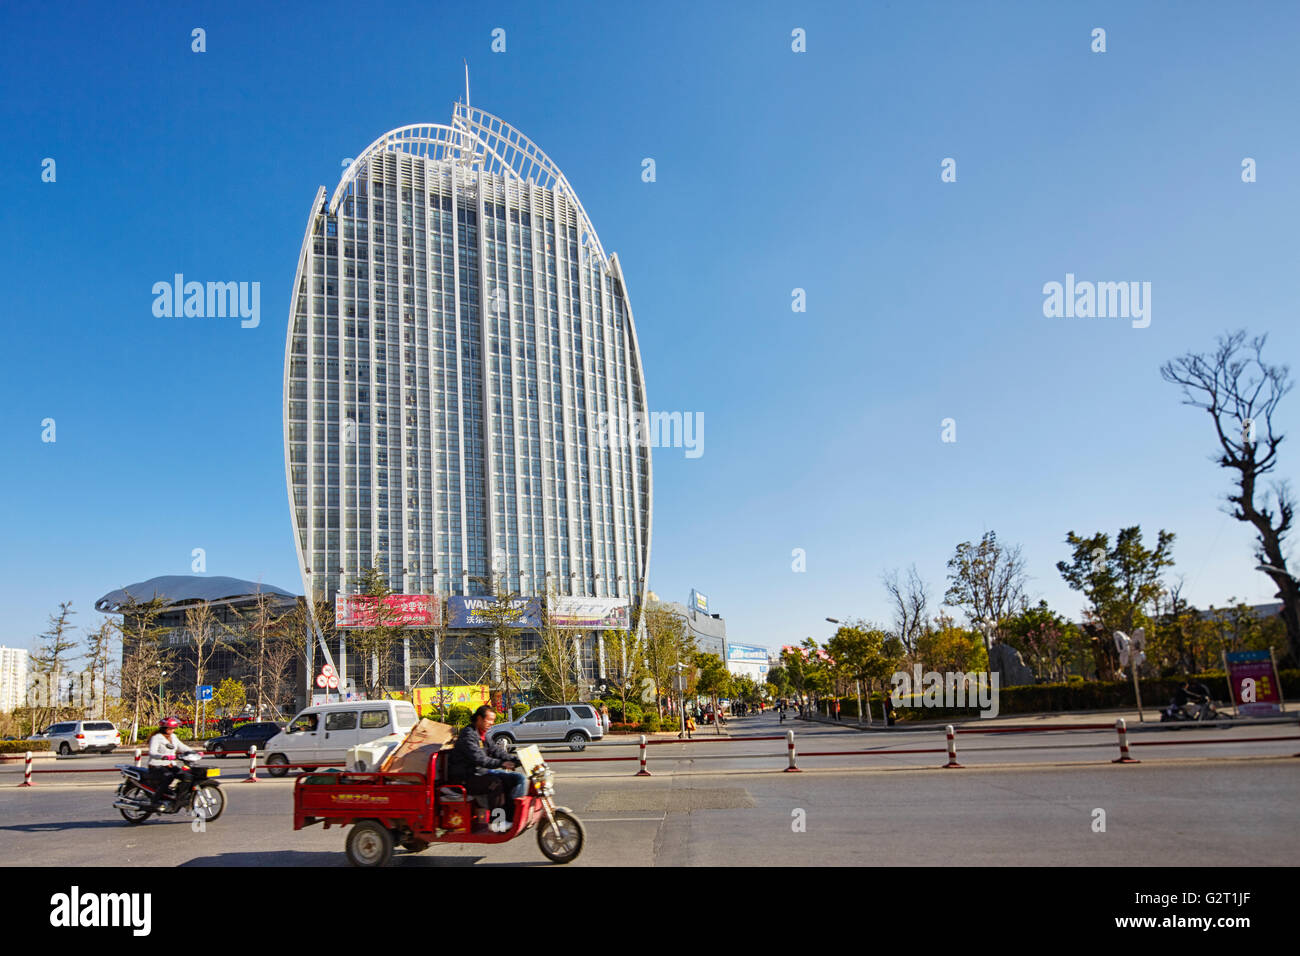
left=210, top=743, right=225, bottom=759
left=266, top=753, right=289, bottom=778
left=346, top=821, right=394, bottom=867
left=118, top=783, right=154, bottom=825
left=494, top=733, right=516, bottom=751
left=190, top=784, right=225, bottom=823
left=537, top=808, right=585, bottom=863
left=565, top=731, right=589, bottom=752
left=58, top=742, right=72, bottom=756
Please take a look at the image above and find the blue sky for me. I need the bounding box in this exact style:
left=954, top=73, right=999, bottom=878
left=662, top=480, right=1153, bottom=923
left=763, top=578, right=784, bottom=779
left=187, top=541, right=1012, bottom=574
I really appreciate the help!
left=2, top=1, right=1297, bottom=656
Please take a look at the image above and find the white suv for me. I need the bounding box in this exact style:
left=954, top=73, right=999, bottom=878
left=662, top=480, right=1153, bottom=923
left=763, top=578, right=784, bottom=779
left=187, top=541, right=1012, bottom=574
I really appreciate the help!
left=34, top=720, right=121, bottom=755
left=488, top=704, right=604, bottom=751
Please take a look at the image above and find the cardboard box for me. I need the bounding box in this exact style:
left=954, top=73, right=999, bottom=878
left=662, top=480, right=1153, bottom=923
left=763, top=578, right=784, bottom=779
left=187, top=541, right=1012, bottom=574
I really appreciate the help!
left=378, top=718, right=455, bottom=775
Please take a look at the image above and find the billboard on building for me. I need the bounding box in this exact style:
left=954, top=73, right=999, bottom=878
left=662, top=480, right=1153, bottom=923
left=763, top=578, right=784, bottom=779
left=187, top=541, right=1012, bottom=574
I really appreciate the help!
left=726, top=642, right=770, bottom=681
left=690, top=589, right=708, bottom=614
left=447, top=596, right=541, bottom=629
left=548, top=597, right=630, bottom=630
left=412, top=685, right=491, bottom=714
left=335, top=593, right=442, bottom=628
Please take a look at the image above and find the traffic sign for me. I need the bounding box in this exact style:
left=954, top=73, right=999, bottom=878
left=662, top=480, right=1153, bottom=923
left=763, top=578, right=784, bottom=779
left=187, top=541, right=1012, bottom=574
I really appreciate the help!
left=315, top=674, right=328, bottom=688
left=321, top=664, right=335, bottom=678
left=198, top=685, right=213, bottom=701
left=327, top=676, right=339, bottom=689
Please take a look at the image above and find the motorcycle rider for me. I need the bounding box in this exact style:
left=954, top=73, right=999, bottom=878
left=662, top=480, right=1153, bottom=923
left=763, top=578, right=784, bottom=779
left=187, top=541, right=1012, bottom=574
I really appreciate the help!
left=450, top=705, right=528, bottom=824
left=147, top=716, right=196, bottom=805
left=1171, top=679, right=1211, bottom=720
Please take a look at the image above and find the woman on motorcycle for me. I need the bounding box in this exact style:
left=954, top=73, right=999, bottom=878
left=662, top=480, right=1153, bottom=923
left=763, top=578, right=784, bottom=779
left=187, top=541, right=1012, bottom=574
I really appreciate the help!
left=147, top=717, right=195, bottom=802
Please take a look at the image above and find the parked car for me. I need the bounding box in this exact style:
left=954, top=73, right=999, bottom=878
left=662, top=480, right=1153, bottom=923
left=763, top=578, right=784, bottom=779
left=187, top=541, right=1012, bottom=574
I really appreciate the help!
left=488, top=703, right=604, bottom=751
left=31, top=720, right=120, bottom=755
left=262, top=700, right=420, bottom=777
left=583, top=702, right=611, bottom=734
left=205, top=721, right=284, bottom=757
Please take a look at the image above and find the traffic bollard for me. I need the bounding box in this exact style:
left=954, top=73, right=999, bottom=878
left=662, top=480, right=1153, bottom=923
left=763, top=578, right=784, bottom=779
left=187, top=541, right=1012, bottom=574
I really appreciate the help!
left=20, top=751, right=33, bottom=787
left=245, top=745, right=259, bottom=782
left=636, top=734, right=651, bottom=776
left=1112, top=718, right=1139, bottom=763
left=943, top=725, right=963, bottom=768
left=784, top=730, right=801, bottom=772
left=134, top=748, right=142, bottom=768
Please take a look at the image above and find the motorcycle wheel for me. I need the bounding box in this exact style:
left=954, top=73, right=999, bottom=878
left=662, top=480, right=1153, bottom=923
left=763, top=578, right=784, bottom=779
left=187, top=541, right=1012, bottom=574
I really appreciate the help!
left=537, top=808, right=585, bottom=864
left=190, top=784, right=225, bottom=823
left=118, top=783, right=154, bottom=825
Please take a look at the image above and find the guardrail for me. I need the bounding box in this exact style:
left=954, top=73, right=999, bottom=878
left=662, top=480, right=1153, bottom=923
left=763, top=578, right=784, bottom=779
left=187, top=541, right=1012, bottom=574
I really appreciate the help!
left=12, top=723, right=1300, bottom=786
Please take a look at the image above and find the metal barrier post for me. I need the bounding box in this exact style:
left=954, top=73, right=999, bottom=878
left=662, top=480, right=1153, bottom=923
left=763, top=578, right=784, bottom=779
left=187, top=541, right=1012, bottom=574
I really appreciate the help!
left=944, top=725, right=963, bottom=768
left=20, top=751, right=33, bottom=787
left=134, top=748, right=142, bottom=768
left=784, top=730, right=801, bottom=772
left=636, top=734, right=651, bottom=776
left=1112, top=718, right=1140, bottom=763
left=245, top=745, right=259, bottom=782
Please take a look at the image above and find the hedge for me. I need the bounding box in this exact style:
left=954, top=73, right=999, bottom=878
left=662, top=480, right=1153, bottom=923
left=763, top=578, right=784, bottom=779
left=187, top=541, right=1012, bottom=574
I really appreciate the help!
left=816, top=669, right=1300, bottom=721
left=0, top=740, right=51, bottom=754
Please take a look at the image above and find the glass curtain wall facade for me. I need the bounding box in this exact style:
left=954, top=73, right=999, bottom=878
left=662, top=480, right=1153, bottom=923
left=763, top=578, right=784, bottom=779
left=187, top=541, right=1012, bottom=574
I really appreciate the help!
left=284, top=104, right=652, bottom=690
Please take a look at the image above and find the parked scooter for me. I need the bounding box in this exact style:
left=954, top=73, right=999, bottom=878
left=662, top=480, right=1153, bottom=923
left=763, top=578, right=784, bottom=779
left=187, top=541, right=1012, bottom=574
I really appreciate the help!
left=113, top=752, right=226, bottom=824
left=1160, top=697, right=1231, bottom=722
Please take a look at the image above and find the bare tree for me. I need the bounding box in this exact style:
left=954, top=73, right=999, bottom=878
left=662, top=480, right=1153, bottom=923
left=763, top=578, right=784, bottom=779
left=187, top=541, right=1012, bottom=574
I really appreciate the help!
left=113, top=594, right=170, bottom=742
left=184, top=602, right=223, bottom=734
left=883, top=565, right=930, bottom=655
left=83, top=618, right=116, bottom=719
left=1161, top=330, right=1299, bottom=664
left=944, top=531, right=1028, bottom=651
left=534, top=600, right=581, bottom=704
left=228, top=589, right=290, bottom=719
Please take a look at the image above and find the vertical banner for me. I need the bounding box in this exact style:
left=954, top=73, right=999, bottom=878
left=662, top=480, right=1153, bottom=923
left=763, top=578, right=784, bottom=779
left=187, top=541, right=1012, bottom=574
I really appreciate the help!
left=1224, top=649, right=1283, bottom=716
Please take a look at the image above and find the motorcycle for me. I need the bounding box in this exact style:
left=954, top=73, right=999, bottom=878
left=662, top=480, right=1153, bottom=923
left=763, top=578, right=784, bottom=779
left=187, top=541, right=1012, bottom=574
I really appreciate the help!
left=1160, top=697, right=1232, bottom=722
left=113, top=752, right=226, bottom=824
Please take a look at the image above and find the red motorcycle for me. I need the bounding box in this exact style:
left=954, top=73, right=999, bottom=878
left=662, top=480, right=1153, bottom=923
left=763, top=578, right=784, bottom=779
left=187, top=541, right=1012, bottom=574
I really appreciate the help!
left=293, top=745, right=584, bottom=866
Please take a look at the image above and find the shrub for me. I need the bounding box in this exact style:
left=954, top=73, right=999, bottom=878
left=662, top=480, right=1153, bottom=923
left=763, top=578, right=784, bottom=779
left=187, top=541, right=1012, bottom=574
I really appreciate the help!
left=0, top=740, right=50, bottom=754
left=511, top=703, right=529, bottom=720
left=609, top=701, right=643, bottom=724
left=445, top=704, right=473, bottom=728
left=641, top=714, right=661, bottom=733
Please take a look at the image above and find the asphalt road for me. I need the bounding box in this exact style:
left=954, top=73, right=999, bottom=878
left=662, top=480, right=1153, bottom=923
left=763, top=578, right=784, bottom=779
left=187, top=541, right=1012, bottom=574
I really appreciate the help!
left=2, top=713, right=1296, bottom=866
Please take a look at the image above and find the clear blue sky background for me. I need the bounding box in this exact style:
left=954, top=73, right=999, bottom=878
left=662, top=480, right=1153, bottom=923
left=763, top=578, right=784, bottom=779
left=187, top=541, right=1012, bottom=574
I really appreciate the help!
left=2, top=1, right=1297, bottom=656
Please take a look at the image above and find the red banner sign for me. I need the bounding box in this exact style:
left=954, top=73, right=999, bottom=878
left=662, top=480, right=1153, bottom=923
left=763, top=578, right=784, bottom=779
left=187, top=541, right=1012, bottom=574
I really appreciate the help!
left=335, top=594, right=441, bottom=628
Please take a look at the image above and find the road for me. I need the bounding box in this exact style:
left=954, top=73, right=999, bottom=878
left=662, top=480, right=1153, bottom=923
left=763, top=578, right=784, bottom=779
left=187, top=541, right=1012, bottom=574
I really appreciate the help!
left=2, top=713, right=1297, bottom=866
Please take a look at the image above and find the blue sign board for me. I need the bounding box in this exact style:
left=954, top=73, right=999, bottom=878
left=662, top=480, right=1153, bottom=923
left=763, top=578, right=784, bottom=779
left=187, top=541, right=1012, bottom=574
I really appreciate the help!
left=448, top=596, right=542, bottom=629
left=198, top=685, right=213, bottom=701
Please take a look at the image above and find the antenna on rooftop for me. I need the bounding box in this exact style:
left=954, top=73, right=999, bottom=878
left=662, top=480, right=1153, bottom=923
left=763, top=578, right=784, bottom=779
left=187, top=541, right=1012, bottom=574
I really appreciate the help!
left=464, top=59, right=470, bottom=110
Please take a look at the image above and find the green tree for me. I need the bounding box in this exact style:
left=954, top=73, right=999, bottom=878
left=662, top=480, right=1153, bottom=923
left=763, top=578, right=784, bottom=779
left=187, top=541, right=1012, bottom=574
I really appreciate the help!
left=643, top=604, right=692, bottom=718
left=766, top=665, right=791, bottom=699
left=944, top=531, right=1028, bottom=650
left=30, top=601, right=79, bottom=731
left=602, top=627, right=646, bottom=725
left=212, top=677, right=247, bottom=717
left=915, top=613, right=988, bottom=675
left=1057, top=526, right=1175, bottom=678
left=692, top=651, right=733, bottom=734
left=827, top=621, right=886, bottom=724
left=1000, top=601, right=1084, bottom=682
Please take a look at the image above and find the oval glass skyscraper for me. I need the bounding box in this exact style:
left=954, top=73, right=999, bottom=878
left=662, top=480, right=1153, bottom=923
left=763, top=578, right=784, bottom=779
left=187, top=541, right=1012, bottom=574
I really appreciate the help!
left=283, top=103, right=652, bottom=658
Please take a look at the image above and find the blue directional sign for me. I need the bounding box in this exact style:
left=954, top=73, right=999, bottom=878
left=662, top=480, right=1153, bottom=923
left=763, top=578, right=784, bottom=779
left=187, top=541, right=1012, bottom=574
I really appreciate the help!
left=198, top=685, right=213, bottom=701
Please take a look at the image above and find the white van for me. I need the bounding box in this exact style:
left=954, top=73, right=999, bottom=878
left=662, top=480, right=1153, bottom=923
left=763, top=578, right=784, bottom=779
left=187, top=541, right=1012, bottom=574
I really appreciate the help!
left=262, top=700, right=419, bottom=777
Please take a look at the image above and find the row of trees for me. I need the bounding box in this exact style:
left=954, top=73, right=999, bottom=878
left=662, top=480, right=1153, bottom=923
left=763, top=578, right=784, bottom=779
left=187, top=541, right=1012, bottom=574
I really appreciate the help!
left=17, top=590, right=313, bottom=739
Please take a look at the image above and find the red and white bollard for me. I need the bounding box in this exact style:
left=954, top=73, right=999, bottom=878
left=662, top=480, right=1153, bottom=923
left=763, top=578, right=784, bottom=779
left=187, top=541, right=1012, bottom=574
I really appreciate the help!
left=20, top=751, right=33, bottom=787
left=1112, top=718, right=1139, bottom=764
left=245, top=745, right=259, bottom=782
left=943, top=725, right=963, bottom=768
left=133, top=748, right=142, bottom=768
left=635, top=734, right=651, bottom=776
left=784, top=730, right=801, bottom=772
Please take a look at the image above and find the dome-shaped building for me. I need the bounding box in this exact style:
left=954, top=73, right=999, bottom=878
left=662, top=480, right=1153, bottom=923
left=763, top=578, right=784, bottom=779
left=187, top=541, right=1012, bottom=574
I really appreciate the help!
left=283, top=101, right=652, bottom=692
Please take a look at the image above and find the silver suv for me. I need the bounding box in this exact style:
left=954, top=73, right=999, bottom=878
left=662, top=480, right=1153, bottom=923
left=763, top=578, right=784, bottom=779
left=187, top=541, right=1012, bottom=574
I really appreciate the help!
left=488, top=704, right=604, bottom=751
left=33, top=720, right=120, bottom=755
